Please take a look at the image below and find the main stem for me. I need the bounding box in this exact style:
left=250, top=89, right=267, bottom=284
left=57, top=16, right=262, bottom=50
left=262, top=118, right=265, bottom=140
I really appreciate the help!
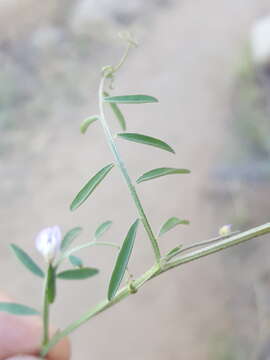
left=42, top=266, right=50, bottom=347
left=98, top=76, right=161, bottom=262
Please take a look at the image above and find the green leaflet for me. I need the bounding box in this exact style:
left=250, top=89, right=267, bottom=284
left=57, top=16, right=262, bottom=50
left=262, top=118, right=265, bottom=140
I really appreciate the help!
left=94, top=220, right=113, bottom=240
left=103, top=95, right=158, bottom=104
left=57, top=267, right=99, bottom=280
left=108, top=219, right=139, bottom=301
left=70, top=164, right=114, bottom=211
left=159, top=217, right=190, bottom=237
left=104, top=92, right=126, bottom=131
left=69, top=255, right=83, bottom=268
left=0, top=302, right=39, bottom=316
left=10, top=244, right=44, bottom=278
left=61, top=227, right=82, bottom=252
left=137, top=167, right=190, bottom=183
left=165, top=246, right=183, bottom=259
left=109, top=103, right=126, bottom=131
left=80, top=115, right=99, bottom=134
left=118, top=133, right=175, bottom=154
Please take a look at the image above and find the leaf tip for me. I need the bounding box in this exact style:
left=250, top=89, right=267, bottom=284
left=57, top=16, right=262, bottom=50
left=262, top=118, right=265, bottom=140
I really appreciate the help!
left=69, top=202, right=76, bottom=212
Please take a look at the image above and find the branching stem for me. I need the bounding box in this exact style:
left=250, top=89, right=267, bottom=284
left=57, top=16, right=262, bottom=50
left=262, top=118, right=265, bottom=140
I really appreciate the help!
left=39, top=43, right=270, bottom=357
left=165, top=231, right=240, bottom=261
left=41, top=222, right=270, bottom=356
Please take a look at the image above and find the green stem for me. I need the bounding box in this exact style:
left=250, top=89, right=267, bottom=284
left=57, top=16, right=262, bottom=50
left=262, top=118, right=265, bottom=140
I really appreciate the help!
left=98, top=76, right=161, bottom=262
left=57, top=241, right=120, bottom=266
left=41, top=222, right=270, bottom=356
left=67, top=241, right=120, bottom=256
left=112, top=44, right=131, bottom=74
left=165, top=231, right=240, bottom=261
left=163, top=223, right=270, bottom=272
left=40, top=264, right=159, bottom=356
left=41, top=265, right=50, bottom=347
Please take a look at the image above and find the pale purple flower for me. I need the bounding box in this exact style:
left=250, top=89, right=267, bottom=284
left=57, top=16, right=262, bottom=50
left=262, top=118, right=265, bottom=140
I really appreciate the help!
left=35, top=226, right=62, bottom=263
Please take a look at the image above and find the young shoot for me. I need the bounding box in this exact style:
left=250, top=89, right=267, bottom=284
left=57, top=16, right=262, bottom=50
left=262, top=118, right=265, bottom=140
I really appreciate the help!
left=2, top=34, right=270, bottom=358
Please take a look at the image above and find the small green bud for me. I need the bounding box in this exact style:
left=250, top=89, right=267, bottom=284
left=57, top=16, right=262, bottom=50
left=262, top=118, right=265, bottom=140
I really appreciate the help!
left=219, top=224, right=232, bottom=236
left=128, top=282, right=137, bottom=294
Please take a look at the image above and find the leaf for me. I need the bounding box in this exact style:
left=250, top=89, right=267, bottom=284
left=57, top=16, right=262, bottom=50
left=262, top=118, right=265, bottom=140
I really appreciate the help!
left=61, top=227, right=82, bottom=252
left=118, top=133, right=175, bottom=154
left=95, top=220, right=113, bottom=240
left=10, top=244, right=44, bottom=278
left=137, top=167, right=191, bottom=184
left=57, top=267, right=99, bottom=280
left=80, top=115, right=99, bottom=134
left=47, top=264, right=56, bottom=304
left=108, top=219, right=139, bottom=301
left=109, top=103, right=127, bottom=130
left=104, top=92, right=126, bottom=131
left=0, top=302, right=39, bottom=316
left=103, top=95, right=158, bottom=104
left=70, top=164, right=114, bottom=211
left=165, top=246, right=183, bottom=259
left=159, top=217, right=190, bottom=237
left=69, top=255, right=83, bottom=268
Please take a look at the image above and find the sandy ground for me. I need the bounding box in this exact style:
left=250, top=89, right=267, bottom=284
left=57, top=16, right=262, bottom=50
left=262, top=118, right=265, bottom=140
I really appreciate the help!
left=1, top=1, right=270, bottom=359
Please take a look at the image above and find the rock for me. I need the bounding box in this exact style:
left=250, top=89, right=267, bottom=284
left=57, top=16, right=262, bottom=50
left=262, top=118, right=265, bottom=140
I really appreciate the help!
left=251, top=15, right=270, bottom=67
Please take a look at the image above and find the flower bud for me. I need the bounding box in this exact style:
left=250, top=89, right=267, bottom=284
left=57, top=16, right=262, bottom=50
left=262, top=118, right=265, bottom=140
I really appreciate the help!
left=219, top=224, right=232, bottom=236
left=35, top=226, right=62, bottom=263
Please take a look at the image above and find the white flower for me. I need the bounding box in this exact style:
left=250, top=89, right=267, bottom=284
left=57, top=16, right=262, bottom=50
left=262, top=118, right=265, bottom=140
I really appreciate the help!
left=219, top=224, right=232, bottom=236
left=35, top=226, right=62, bottom=263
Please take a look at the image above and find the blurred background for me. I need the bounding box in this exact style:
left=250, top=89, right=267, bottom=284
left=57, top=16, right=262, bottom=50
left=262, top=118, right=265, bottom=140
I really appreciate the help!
left=1, top=0, right=270, bottom=359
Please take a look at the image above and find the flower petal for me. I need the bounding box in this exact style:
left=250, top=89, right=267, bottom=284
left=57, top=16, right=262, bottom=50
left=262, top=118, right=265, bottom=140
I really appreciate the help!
left=51, top=226, right=62, bottom=249
left=35, top=226, right=62, bottom=263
